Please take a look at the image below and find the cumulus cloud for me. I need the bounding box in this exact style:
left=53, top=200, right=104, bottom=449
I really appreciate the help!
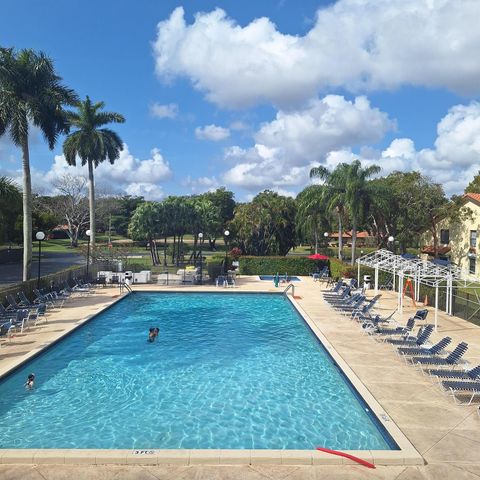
left=2, top=144, right=172, bottom=201
left=182, top=175, right=220, bottom=193
left=323, top=102, right=480, bottom=195
left=153, top=2, right=480, bottom=108
left=150, top=102, right=179, bottom=119
left=221, top=95, right=394, bottom=190
left=195, top=124, right=230, bottom=141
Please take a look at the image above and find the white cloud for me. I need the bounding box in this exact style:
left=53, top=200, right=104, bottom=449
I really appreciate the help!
left=2, top=144, right=172, bottom=201
left=230, top=121, right=249, bottom=131
left=182, top=175, right=220, bottom=193
left=150, top=102, right=179, bottom=119
left=153, top=2, right=480, bottom=108
left=195, top=124, right=230, bottom=141
left=323, top=102, right=480, bottom=195
left=221, top=95, right=394, bottom=190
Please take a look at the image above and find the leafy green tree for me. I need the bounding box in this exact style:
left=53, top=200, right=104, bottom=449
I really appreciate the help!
left=63, top=96, right=125, bottom=249
left=296, top=185, right=330, bottom=253
left=0, top=176, right=22, bottom=244
left=465, top=171, right=480, bottom=194
left=0, top=48, right=77, bottom=279
left=230, top=190, right=296, bottom=256
left=202, top=188, right=236, bottom=249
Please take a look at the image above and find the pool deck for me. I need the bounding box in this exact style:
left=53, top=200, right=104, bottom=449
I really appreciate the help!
left=1, top=276, right=480, bottom=479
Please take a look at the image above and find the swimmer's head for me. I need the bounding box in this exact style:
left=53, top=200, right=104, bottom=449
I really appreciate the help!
left=28, top=373, right=35, bottom=381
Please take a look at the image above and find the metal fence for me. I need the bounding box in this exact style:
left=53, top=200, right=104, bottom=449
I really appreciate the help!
left=0, top=262, right=116, bottom=303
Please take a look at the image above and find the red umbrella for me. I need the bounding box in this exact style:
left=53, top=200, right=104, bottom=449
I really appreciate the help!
left=307, top=254, right=329, bottom=260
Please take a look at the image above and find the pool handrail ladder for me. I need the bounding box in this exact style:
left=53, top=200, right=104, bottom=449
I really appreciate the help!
left=283, top=283, right=295, bottom=298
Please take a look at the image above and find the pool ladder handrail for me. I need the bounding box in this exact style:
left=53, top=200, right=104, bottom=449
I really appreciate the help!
left=119, top=282, right=133, bottom=294
left=283, top=283, right=295, bottom=298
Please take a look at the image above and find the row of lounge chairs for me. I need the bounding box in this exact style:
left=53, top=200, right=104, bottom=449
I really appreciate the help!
left=324, top=280, right=480, bottom=405
left=0, top=278, right=94, bottom=347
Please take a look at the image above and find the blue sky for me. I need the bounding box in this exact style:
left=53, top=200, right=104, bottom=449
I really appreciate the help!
left=1, top=0, right=479, bottom=200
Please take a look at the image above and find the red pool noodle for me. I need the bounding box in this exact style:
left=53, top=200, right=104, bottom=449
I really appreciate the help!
left=316, top=447, right=376, bottom=469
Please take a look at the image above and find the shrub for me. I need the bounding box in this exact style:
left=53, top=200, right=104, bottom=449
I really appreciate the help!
left=206, top=256, right=225, bottom=282
left=239, top=256, right=324, bottom=275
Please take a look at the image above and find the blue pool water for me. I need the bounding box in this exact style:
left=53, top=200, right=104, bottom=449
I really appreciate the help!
left=259, top=275, right=301, bottom=281
left=0, top=293, right=396, bottom=450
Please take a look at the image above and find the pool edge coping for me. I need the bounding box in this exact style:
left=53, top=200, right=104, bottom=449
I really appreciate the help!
left=0, top=287, right=424, bottom=466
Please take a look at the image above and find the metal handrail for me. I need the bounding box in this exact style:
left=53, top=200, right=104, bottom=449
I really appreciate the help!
left=119, top=282, right=133, bottom=294
left=283, top=283, right=295, bottom=297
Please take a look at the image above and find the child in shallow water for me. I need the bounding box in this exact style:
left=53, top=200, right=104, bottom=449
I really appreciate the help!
left=25, top=373, right=35, bottom=389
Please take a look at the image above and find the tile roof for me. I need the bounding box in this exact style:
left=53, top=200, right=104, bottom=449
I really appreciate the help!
left=464, top=192, right=480, bottom=204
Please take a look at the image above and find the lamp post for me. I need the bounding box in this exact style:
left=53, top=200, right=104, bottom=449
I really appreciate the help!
left=86, top=229, right=92, bottom=278
left=36, top=231, right=45, bottom=289
left=224, top=230, right=230, bottom=275
left=198, top=232, right=203, bottom=285
left=388, top=235, right=395, bottom=254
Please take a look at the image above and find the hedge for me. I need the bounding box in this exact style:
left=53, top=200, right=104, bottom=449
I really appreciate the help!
left=239, top=256, right=327, bottom=276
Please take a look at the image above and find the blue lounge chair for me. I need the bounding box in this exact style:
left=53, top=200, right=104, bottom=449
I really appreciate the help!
left=372, top=316, right=416, bottom=337
left=351, top=294, right=381, bottom=320
left=410, top=342, right=468, bottom=369
left=0, top=320, right=14, bottom=346
left=386, top=324, right=434, bottom=346
left=441, top=380, right=480, bottom=405
left=428, top=365, right=480, bottom=381
left=397, top=336, right=452, bottom=357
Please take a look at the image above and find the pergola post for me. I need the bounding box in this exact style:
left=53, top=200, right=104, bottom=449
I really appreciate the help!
left=374, top=266, right=379, bottom=295
left=357, top=259, right=361, bottom=287
left=434, top=285, right=439, bottom=331
left=398, top=271, right=404, bottom=315
left=392, top=267, right=396, bottom=291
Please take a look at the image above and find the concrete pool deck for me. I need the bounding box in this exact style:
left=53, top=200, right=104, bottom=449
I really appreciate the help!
left=1, top=277, right=480, bottom=479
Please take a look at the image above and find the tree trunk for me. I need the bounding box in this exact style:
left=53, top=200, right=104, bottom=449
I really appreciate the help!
left=314, top=227, right=318, bottom=254
left=432, top=223, right=439, bottom=259
left=164, top=236, right=167, bottom=266
left=337, top=211, right=343, bottom=261
left=351, top=216, right=357, bottom=266
left=21, top=139, right=32, bottom=281
left=87, top=160, right=96, bottom=248
left=172, top=234, right=176, bottom=264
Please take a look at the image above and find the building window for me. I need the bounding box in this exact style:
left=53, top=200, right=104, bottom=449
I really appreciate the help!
left=470, top=230, right=477, bottom=248
left=469, top=257, right=476, bottom=274
left=440, top=229, right=450, bottom=244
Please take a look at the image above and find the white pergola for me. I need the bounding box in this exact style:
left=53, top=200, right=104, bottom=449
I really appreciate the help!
left=356, top=249, right=480, bottom=330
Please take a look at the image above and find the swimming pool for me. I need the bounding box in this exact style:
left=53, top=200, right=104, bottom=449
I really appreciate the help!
left=259, top=275, right=301, bottom=281
left=0, top=292, right=396, bottom=450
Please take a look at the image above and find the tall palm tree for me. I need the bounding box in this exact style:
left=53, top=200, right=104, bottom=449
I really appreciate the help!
left=310, top=165, right=348, bottom=261
left=310, top=161, right=380, bottom=264
left=0, top=48, right=77, bottom=280
left=63, top=96, right=125, bottom=248
left=296, top=185, right=329, bottom=254
left=343, top=160, right=380, bottom=264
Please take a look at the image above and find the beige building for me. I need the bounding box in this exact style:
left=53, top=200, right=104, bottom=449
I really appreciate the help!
left=421, top=193, right=480, bottom=275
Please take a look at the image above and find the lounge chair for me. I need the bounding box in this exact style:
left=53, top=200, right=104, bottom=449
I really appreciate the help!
left=427, top=365, right=480, bottom=381
left=351, top=294, right=381, bottom=320
left=397, top=336, right=452, bottom=357
left=410, top=342, right=469, bottom=369
left=225, top=275, right=236, bottom=288
left=441, top=380, right=480, bottom=405
left=216, top=275, right=227, bottom=287
left=0, top=320, right=14, bottom=346
left=371, top=316, right=416, bottom=338
left=386, top=324, right=434, bottom=346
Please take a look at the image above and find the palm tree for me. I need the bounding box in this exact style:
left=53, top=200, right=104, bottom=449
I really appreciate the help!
left=63, top=96, right=125, bottom=248
left=310, top=165, right=348, bottom=261
left=296, top=185, right=329, bottom=254
left=310, top=161, right=380, bottom=265
left=0, top=48, right=77, bottom=280
left=343, top=160, right=380, bottom=264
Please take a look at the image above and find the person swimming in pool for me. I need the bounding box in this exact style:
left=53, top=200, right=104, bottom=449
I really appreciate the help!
left=148, top=327, right=160, bottom=342
left=24, top=373, right=35, bottom=389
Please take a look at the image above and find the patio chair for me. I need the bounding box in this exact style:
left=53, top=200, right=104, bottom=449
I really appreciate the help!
left=216, top=275, right=227, bottom=287
left=351, top=294, right=381, bottom=320
left=336, top=295, right=366, bottom=313
left=397, top=336, right=451, bottom=358
left=17, top=291, right=36, bottom=308
left=441, top=380, right=480, bottom=405
left=331, top=292, right=361, bottom=308
left=325, top=286, right=351, bottom=303
left=410, top=342, right=468, bottom=369
left=371, top=316, right=416, bottom=337
left=385, top=324, right=434, bottom=346
left=427, top=365, right=480, bottom=382
left=0, top=320, right=14, bottom=346
left=27, top=303, right=47, bottom=326
left=225, top=275, right=236, bottom=288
